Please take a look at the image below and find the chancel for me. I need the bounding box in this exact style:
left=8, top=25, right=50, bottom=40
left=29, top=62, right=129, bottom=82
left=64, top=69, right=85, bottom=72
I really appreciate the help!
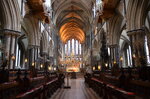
left=0, top=0, right=150, bottom=99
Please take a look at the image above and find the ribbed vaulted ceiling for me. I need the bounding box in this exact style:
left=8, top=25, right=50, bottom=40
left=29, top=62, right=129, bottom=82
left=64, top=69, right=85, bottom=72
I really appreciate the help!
left=52, top=0, right=93, bottom=43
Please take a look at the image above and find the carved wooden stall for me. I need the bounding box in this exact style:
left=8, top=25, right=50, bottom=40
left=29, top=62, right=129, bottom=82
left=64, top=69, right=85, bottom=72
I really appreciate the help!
left=0, top=70, right=64, bottom=99
left=85, top=67, right=150, bottom=99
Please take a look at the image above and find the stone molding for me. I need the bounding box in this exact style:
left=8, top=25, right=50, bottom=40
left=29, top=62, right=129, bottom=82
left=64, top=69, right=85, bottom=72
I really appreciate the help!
left=127, top=29, right=145, bottom=36
left=0, top=29, right=21, bottom=36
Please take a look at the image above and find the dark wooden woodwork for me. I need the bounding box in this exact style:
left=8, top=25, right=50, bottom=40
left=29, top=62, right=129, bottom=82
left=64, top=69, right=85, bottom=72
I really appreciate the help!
left=87, top=68, right=150, bottom=99
left=85, top=76, right=136, bottom=99
left=0, top=71, right=64, bottom=99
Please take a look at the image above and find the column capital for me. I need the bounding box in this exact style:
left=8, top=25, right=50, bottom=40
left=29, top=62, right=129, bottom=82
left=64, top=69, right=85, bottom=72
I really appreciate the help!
left=41, top=52, right=48, bottom=56
left=127, top=28, right=145, bottom=36
left=28, top=45, right=40, bottom=49
left=108, top=44, right=118, bottom=48
left=0, top=29, right=21, bottom=36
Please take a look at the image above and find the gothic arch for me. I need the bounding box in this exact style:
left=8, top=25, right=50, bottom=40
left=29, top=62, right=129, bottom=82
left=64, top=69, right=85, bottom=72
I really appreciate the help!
left=40, top=30, right=49, bottom=53
left=0, top=0, right=21, bottom=31
left=53, top=1, right=92, bottom=25
left=126, top=0, right=150, bottom=30
left=108, top=14, right=124, bottom=45
left=48, top=40, right=54, bottom=57
left=22, top=15, right=40, bottom=46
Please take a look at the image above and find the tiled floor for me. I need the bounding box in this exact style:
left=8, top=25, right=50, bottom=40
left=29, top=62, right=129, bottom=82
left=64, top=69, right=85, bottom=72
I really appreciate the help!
left=50, top=78, right=102, bottom=99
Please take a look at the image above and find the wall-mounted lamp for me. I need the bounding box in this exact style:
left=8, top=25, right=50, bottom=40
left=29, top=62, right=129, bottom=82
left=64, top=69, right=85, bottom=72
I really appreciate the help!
left=40, top=64, right=43, bottom=68
left=11, top=54, right=16, bottom=60
left=32, top=62, right=35, bottom=67
left=133, top=54, right=136, bottom=58
left=98, top=65, right=101, bottom=70
left=105, top=63, right=108, bottom=67
left=120, top=57, right=123, bottom=61
left=113, top=61, right=116, bottom=64
left=48, top=66, right=52, bottom=71
left=54, top=67, right=56, bottom=71
left=25, top=59, right=28, bottom=63
left=93, top=66, right=95, bottom=71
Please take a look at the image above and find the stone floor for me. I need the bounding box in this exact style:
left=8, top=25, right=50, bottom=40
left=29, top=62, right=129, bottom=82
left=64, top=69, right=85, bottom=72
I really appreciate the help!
left=50, top=78, right=102, bottom=99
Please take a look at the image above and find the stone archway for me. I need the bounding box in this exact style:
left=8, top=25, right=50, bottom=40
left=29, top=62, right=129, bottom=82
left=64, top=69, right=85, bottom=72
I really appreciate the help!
left=0, top=0, right=21, bottom=69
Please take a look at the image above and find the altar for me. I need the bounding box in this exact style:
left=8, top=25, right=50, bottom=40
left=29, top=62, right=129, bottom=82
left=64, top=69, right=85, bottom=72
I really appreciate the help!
left=66, top=67, right=80, bottom=72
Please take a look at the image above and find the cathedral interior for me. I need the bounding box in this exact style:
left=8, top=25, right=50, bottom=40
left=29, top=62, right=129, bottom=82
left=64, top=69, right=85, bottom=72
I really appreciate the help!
left=0, top=0, right=150, bottom=99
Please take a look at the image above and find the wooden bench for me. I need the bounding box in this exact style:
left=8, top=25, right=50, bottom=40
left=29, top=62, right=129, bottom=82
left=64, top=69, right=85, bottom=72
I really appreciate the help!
left=0, top=81, right=19, bottom=99
left=16, top=78, right=62, bottom=99
left=16, top=85, right=44, bottom=99
left=87, top=77, right=136, bottom=99
left=106, top=83, right=135, bottom=99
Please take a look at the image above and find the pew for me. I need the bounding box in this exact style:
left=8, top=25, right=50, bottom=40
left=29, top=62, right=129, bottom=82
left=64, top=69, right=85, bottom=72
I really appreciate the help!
left=0, top=71, right=65, bottom=99
left=16, top=86, right=43, bottom=99
left=0, top=81, right=19, bottom=99
left=86, top=77, right=136, bottom=99
left=16, top=78, right=59, bottom=99
left=106, top=83, right=135, bottom=99
left=9, top=70, right=45, bottom=81
left=102, top=74, right=150, bottom=98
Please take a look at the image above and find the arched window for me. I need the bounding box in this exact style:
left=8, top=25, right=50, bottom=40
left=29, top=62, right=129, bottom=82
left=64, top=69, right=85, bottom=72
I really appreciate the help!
left=40, top=39, right=44, bottom=56
left=0, top=35, right=5, bottom=65
left=76, top=40, right=79, bottom=55
left=119, top=30, right=132, bottom=68
left=145, top=36, right=150, bottom=64
left=121, top=43, right=132, bottom=67
left=15, top=42, right=25, bottom=69
left=65, top=39, right=81, bottom=56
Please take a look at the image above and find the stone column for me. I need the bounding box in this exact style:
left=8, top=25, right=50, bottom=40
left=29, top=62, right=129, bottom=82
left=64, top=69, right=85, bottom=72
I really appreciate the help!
left=127, top=29, right=146, bottom=67
left=53, top=36, right=59, bottom=66
left=81, top=44, right=84, bottom=68
left=78, top=43, right=80, bottom=60
left=35, top=46, right=40, bottom=69
left=109, top=44, right=119, bottom=68
left=28, top=45, right=41, bottom=77
left=2, top=29, right=21, bottom=69
left=28, top=45, right=40, bottom=69
left=74, top=40, right=76, bottom=55
left=28, top=45, right=34, bottom=69
left=62, top=43, right=65, bottom=61
left=70, top=40, right=72, bottom=55
left=66, top=43, right=68, bottom=58
left=42, top=52, right=48, bottom=73
left=147, top=33, right=150, bottom=54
